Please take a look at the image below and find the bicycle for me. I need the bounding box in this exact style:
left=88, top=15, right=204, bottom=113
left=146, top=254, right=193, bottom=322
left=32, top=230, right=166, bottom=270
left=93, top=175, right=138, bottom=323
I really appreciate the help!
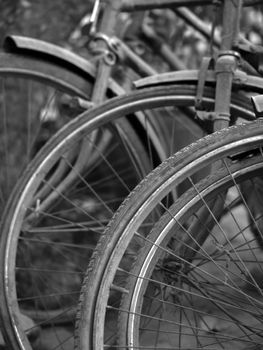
left=0, top=0, right=200, bottom=220
left=0, top=3, right=197, bottom=349
left=1, top=0, right=257, bottom=219
left=0, top=0, right=263, bottom=349
left=76, top=119, right=263, bottom=349
left=65, top=1, right=263, bottom=349
left=0, top=4, right=212, bottom=346
left=0, top=2, right=212, bottom=349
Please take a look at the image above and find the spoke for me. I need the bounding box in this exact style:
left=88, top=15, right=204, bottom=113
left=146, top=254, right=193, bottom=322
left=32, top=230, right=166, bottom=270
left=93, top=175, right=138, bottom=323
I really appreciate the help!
left=82, top=131, right=133, bottom=193
left=186, top=174, right=263, bottom=297
left=24, top=223, right=106, bottom=233
left=189, top=269, right=262, bottom=312
left=62, top=153, right=114, bottom=216
left=125, top=257, right=263, bottom=316
left=222, top=159, right=263, bottom=292
left=28, top=188, right=106, bottom=231
left=16, top=267, right=84, bottom=275
left=109, top=305, right=261, bottom=346
left=18, top=290, right=80, bottom=303
left=23, top=305, right=76, bottom=328
left=133, top=226, right=263, bottom=309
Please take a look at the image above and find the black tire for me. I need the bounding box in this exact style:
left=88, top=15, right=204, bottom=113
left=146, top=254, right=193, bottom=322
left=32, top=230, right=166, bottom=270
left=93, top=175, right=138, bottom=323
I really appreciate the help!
left=76, top=120, right=263, bottom=349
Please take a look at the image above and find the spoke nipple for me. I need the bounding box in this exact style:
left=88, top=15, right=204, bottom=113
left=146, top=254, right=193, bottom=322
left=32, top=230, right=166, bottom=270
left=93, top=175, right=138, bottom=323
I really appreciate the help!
left=34, top=198, right=41, bottom=217
left=111, top=284, right=129, bottom=294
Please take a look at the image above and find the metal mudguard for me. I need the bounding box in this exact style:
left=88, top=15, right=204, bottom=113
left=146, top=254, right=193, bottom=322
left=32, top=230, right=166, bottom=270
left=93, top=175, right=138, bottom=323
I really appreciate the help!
left=134, top=70, right=214, bottom=89
left=4, top=35, right=96, bottom=75
left=134, top=69, right=263, bottom=92
left=3, top=35, right=123, bottom=95
left=5, top=36, right=263, bottom=95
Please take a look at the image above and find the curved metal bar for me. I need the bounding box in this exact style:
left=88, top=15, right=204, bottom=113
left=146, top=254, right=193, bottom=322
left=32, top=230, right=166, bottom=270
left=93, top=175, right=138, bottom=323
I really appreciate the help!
left=3, top=35, right=125, bottom=96
left=134, top=69, right=263, bottom=93
left=120, top=0, right=261, bottom=12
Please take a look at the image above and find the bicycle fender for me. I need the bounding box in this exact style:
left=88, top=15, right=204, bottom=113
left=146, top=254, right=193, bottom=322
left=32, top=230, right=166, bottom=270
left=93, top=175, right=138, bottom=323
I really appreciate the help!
left=3, top=35, right=123, bottom=95
left=134, top=69, right=263, bottom=92
left=134, top=70, right=214, bottom=88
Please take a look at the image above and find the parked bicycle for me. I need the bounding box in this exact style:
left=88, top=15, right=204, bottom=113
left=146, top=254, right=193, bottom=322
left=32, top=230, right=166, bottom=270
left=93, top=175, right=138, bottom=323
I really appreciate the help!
left=1, top=0, right=204, bottom=218
left=0, top=0, right=263, bottom=349
left=0, top=1, right=212, bottom=349
left=77, top=117, right=263, bottom=349
left=71, top=1, right=263, bottom=349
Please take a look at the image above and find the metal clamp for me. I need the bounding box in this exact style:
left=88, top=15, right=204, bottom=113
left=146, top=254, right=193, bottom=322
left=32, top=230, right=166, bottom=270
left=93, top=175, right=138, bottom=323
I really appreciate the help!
left=89, top=33, right=121, bottom=65
left=93, top=33, right=120, bottom=54
left=215, top=50, right=240, bottom=74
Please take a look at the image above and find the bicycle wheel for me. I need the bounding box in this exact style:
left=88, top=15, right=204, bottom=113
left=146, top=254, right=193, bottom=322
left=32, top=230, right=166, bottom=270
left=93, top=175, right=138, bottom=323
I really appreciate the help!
left=0, top=83, right=255, bottom=350
left=0, top=50, right=157, bottom=214
left=76, top=120, right=263, bottom=349
left=0, top=51, right=154, bottom=349
left=0, top=51, right=203, bottom=221
left=119, top=157, right=263, bottom=349
left=0, top=51, right=95, bottom=219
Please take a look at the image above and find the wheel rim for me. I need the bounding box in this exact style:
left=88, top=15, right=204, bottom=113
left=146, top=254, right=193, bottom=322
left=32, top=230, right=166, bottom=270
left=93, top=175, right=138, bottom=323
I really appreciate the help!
left=2, top=91, right=201, bottom=349
left=80, top=128, right=263, bottom=349
left=126, top=159, right=263, bottom=349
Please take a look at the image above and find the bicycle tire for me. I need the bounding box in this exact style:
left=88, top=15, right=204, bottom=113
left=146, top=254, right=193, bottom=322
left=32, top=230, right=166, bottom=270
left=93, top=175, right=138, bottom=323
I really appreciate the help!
left=0, top=51, right=152, bottom=349
left=119, top=154, right=263, bottom=349
left=75, top=119, right=263, bottom=349
left=0, top=82, right=257, bottom=350
left=0, top=52, right=203, bottom=221
left=0, top=48, right=208, bottom=349
left=0, top=51, right=156, bottom=216
left=0, top=51, right=94, bottom=219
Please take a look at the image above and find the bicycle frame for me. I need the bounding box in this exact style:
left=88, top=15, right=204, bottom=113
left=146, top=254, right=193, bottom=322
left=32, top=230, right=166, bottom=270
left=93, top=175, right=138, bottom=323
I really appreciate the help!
left=64, top=0, right=216, bottom=210
left=32, top=0, right=262, bottom=216
left=4, top=0, right=224, bottom=223
left=89, top=0, right=261, bottom=106
left=89, top=0, right=186, bottom=105
left=5, top=0, right=259, bottom=236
